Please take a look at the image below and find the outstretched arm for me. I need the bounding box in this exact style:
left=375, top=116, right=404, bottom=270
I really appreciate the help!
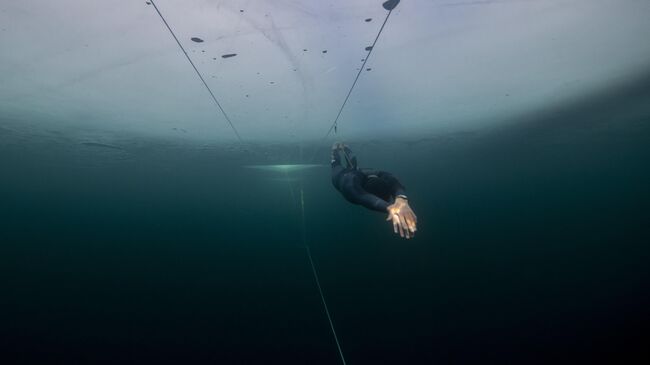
left=337, top=168, right=390, bottom=212
left=363, top=171, right=417, bottom=239
left=350, top=191, right=390, bottom=213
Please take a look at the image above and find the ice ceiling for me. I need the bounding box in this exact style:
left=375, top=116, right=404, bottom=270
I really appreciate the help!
left=1, top=0, right=650, bottom=143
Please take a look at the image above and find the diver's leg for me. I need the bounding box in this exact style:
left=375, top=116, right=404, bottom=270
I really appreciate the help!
left=341, top=145, right=358, bottom=169
left=331, top=143, right=345, bottom=180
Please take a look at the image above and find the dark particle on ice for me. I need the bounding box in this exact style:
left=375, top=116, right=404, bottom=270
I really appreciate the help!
left=322, top=50, right=327, bottom=53
left=240, top=9, right=244, bottom=12
left=366, top=68, right=372, bottom=71
left=365, top=46, right=373, bottom=51
left=222, top=53, right=237, bottom=58
left=201, top=50, right=205, bottom=52
left=213, top=57, right=216, bottom=60
left=246, top=94, right=250, bottom=97
left=269, top=81, right=275, bottom=84
left=191, top=37, right=204, bottom=43
left=146, top=1, right=151, bottom=4
left=303, top=49, right=308, bottom=52
left=383, top=0, right=400, bottom=11
left=365, top=18, right=372, bottom=22
left=361, top=58, right=365, bottom=61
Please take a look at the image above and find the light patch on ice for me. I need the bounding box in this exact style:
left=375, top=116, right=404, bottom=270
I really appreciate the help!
left=244, top=164, right=324, bottom=172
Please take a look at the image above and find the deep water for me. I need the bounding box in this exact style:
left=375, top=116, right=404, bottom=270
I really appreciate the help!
left=1, top=107, right=649, bottom=364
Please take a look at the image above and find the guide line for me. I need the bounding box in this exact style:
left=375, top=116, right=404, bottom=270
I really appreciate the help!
left=309, top=0, right=400, bottom=163
left=300, top=188, right=348, bottom=365
left=148, top=2, right=400, bottom=361
left=324, top=6, right=396, bottom=139
left=149, top=0, right=243, bottom=142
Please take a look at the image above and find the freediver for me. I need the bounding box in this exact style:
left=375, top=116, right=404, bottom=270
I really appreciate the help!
left=331, top=143, right=417, bottom=239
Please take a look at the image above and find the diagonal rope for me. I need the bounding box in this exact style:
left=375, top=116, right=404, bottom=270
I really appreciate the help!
left=149, top=0, right=243, bottom=142
left=323, top=7, right=396, bottom=139
left=296, top=3, right=401, bottom=356
left=300, top=188, right=347, bottom=365
left=283, top=170, right=347, bottom=364
left=309, top=4, right=399, bottom=164
left=306, top=245, right=347, bottom=365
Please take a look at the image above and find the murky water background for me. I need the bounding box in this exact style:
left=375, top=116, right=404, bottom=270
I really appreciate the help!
left=2, top=81, right=649, bottom=363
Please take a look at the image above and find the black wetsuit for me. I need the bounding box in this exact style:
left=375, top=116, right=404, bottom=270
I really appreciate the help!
left=331, top=146, right=407, bottom=212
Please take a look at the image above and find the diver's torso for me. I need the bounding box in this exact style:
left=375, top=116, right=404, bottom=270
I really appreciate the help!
left=362, top=172, right=393, bottom=202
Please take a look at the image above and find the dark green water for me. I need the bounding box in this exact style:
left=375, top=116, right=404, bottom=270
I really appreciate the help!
left=1, top=94, right=650, bottom=364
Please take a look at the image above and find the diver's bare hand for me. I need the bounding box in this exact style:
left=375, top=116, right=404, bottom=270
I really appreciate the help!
left=386, top=197, right=417, bottom=239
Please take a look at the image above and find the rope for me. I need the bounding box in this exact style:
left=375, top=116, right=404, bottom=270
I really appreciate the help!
left=324, top=7, right=396, bottom=139
left=149, top=0, right=244, bottom=142
left=148, top=3, right=401, bottom=362
left=300, top=188, right=348, bottom=365
left=309, top=4, right=398, bottom=164
left=295, top=4, right=401, bottom=359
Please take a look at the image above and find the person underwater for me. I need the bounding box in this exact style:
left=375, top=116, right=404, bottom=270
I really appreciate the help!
left=331, top=143, right=417, bottom=239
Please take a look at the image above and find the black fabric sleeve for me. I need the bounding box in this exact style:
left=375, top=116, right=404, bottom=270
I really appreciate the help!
left=351, top=191, right=390, bottom=212
left=377, top=172, right=407, bottom=197
left=336, top=170, right=390, bottom=212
